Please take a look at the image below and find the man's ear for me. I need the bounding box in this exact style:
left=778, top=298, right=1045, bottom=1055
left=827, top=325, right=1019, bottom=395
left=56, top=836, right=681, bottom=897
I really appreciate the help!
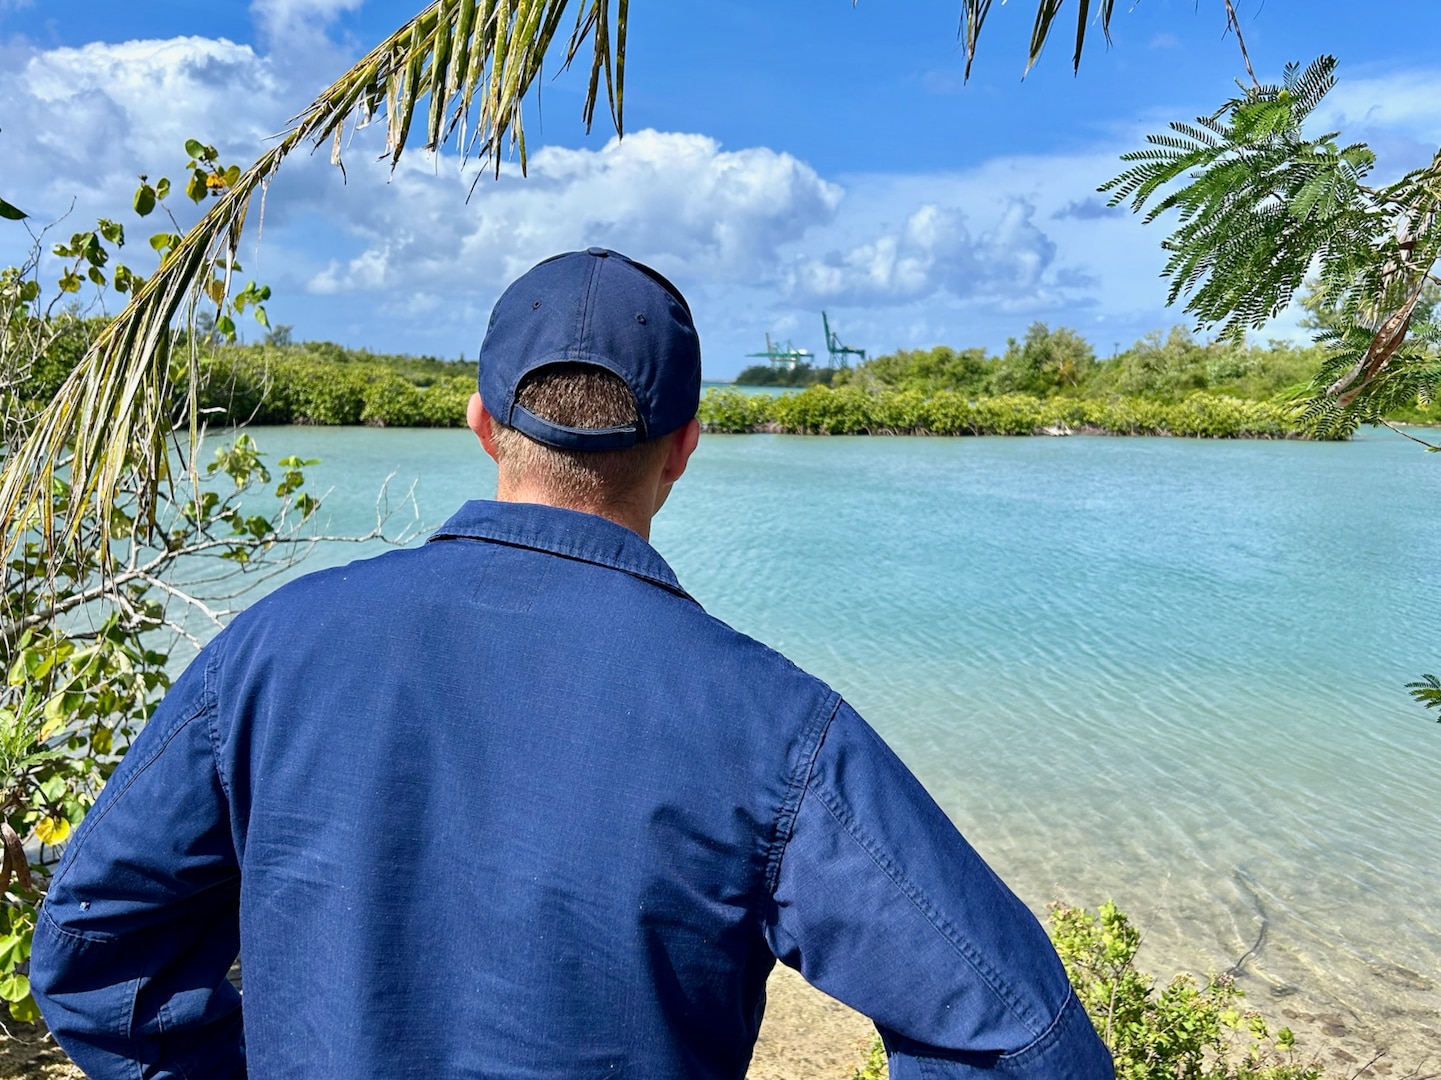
left=660, top=417, right=701, bottom=486
left=468, top=393, right=500, bottom=463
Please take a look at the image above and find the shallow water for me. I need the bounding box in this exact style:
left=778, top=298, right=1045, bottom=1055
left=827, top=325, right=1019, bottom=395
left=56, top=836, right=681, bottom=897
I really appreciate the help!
left=222, top=425, right=1441, bottom=1052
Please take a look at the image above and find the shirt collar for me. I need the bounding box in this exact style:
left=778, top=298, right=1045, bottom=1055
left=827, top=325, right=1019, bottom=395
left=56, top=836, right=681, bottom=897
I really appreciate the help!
left=427, top=500, right=695, bottom=603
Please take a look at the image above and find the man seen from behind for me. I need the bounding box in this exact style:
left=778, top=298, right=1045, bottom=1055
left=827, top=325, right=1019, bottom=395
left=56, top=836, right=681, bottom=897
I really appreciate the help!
left=32, top=248, right=1115, bottom=1079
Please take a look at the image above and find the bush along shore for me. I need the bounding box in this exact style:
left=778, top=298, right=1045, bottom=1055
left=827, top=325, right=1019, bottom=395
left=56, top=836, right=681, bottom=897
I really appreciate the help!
left=24, top=319, right=1434, bottom=438
left=194, top=344, right=474, bottom=428
left=189, top=341, right=1309, bottom=439
left=699, top=386, right=1310, bottom=439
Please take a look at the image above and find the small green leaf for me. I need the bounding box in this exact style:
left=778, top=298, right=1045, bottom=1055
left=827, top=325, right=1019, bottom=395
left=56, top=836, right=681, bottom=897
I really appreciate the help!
left=156, top=177, right=171, bottom=200
left=0, top=973, right=29, bottom=1003
left=186, top=170, right=207, bottom=204
left=184, top=138, right=207, bottom=160
left=8, top=994, right=39, bottom=1023
left=133, top=184, right=157, bottom=217
left=224, top=164, right=241, bottom=186
left=58, top=271, right=82, bottom=294
left=87, top=266, right=106, bottom=287
left=0, top=197, right=26, bottom=221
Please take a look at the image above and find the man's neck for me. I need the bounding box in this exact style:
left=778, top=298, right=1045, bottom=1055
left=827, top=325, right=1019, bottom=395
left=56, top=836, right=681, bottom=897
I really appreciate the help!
left=493, top=479, right=655, bottom=541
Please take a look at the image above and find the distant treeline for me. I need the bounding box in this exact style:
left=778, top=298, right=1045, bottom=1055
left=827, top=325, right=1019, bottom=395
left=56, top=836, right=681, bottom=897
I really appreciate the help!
left=699, top=386, right=1307, bottom=438
left=734, top=361, right=836, bottom=388
left=194, top=343, right=473, bottom=427
left=828, top=323, right=1320, bottom=403
left=16, top=320, right=1435, bottom=435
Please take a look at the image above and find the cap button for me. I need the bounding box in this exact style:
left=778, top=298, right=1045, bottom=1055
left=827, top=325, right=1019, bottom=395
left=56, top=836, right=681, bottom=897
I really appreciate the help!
left=586, top=246, right=609, bottom=258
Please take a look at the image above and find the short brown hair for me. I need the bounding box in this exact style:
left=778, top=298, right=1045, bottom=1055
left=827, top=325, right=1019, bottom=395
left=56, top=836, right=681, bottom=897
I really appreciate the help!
left=490, top=363, right=672, bottom=500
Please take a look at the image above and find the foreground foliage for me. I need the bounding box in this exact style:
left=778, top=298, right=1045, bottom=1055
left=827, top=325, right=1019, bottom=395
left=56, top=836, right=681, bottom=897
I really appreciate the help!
left=0, top=440, right=332, bottom=1022
left=0, top=148, right=399, bottom=1025
left=852, top=903, right=1325, bottom=1080
left=1050, top=903, right=1321, bottom=1080
left=1106, top=55, right=1441, bottom=439
left=0, top=0, right=634, bottom=564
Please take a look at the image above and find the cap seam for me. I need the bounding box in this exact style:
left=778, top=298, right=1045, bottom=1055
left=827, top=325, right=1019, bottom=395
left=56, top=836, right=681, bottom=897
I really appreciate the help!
left=577, top=251, right=604, bottom=360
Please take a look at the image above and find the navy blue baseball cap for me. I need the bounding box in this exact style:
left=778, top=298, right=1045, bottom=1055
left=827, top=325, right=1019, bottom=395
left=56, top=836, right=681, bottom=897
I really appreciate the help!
left=479, top=247, right=702, bottom=450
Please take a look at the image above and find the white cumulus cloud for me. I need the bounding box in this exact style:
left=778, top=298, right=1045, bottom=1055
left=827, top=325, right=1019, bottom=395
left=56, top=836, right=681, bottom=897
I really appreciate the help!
left=785, top=198, right=1057, bottom=308
left=13, top=24, right=1436, bottom=370
left=304, top=129, right=844, bottom=298
left=250, top=0, right=363, bottom=59
left=0, top=36, right=284, bottom=223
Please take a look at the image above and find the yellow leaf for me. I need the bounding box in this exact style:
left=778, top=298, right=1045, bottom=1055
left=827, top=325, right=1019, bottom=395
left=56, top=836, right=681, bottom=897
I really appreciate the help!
left=33, top=817, right=70, bottom=845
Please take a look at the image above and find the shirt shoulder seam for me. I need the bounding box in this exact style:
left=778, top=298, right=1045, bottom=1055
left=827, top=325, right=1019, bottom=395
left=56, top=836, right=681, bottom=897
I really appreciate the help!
left=46, top=702, right=211, bottom=906
left=202, top=640, right=230, bottom=803
left=764, top=690, right=842, bottom=896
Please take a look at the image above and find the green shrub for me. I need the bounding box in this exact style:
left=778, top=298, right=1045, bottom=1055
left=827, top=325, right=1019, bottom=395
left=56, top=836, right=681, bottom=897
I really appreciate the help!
left=194, top=348, right=471, bottom=428
left=698, top=389, right=776, bottom=433
left=849, top=902, right=1328, bottom=1080
left=701, top=387, right=1309, bottom=439
left=1050, top=901, right=1324, bottom=1080
left=360, top=372, right=470, bottom=427
left=736, top=361, right=835, bottom=387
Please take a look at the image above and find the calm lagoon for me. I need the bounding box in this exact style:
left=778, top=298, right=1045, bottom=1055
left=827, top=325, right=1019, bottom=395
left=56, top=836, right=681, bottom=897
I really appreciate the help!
left=229, top=424, right=1441, bottom=1052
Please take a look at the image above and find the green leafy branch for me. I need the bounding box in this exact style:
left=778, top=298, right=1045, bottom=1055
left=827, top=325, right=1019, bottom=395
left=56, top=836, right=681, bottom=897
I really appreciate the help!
left=1406, top=675, right=1441, bottom=720
left=1103, top=54, right=1441, bottom=438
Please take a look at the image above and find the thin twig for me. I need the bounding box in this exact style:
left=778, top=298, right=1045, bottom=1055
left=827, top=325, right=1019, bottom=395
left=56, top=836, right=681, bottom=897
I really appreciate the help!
left=1348, top=1050, right=1388, bottom=1080
left=1378, top=417, right=1441, bottom=450
left=138, top=575, right=228, bottom=629
left=1223, top=0, right=1261, bottom=90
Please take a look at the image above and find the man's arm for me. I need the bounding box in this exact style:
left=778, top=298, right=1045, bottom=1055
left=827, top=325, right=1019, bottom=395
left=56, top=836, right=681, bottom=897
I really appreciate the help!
left=31, top=646, right=244, bottom=1080
left=764, top=701, right=1113, bottom=1079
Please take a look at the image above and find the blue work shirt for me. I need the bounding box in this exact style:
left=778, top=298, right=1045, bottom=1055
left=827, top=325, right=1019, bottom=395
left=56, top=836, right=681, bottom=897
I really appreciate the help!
left=32, top=500, right=1112, bottom=1079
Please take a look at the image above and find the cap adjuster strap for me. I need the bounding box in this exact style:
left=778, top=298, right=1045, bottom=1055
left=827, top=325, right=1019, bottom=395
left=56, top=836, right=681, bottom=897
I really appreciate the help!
left=509, top=403, right=642, bottom=450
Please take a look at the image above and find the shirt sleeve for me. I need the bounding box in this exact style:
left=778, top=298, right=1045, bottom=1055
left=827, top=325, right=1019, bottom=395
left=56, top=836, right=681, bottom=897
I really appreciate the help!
left=764, top=701, right=1114, bottom=1079
left=30, top=644, right=245, bottom=1080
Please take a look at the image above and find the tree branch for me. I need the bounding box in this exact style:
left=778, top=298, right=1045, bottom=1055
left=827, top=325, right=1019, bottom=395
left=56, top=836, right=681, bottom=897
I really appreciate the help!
left=1223, top=0, right=1261, bottom=91
left=1377, top=418, right=1441, bottom=451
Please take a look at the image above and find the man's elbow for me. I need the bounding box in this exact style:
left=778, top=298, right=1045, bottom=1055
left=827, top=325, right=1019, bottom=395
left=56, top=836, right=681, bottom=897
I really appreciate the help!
left=882, top=991, right=1115, bottom=1080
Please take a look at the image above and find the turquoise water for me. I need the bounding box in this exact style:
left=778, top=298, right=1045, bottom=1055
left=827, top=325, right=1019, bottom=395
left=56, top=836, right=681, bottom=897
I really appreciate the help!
left=222, top=426, right=1441, bottom=1047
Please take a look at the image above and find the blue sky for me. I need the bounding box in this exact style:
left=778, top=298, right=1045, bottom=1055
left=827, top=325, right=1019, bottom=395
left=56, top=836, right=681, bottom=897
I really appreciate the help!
left=3, top=0, right=1441, bottom=377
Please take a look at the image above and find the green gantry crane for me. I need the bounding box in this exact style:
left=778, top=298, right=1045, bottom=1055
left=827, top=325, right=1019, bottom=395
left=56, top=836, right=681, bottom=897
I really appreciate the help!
left=746, top=333, right=815, bottom=370
left=822, top=312, right=865, bottom=368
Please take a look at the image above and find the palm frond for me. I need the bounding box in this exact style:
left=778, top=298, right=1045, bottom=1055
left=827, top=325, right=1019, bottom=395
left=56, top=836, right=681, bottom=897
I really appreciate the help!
left=959, top=0, right=996, bottom=80
left=961, top=0, right=1121, bottom=79
left=0, top=0, right=627, bottom=562
left=1026, top=0, right=1064, bottom=76
left=1406, top=674, right=1441, bottom=717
